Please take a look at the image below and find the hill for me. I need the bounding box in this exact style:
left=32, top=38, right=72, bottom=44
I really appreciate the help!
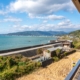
left=7, top=31, right=67, bottom=36
left=69, top=30, right=80, bottom=37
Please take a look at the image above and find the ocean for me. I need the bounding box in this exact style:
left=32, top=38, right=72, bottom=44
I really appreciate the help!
left=0, top=35, right=56, bottom=51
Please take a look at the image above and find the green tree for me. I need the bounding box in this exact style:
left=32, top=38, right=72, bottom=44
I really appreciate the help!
left=55, top=49, right=61, bottom=57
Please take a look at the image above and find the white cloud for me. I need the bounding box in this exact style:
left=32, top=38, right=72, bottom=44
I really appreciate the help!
left=57, top=20, right=80, bottom=31
left=0, top=16, right=22, bottom=23
left=11, top=19, right=80, bottom=32
left=13, top=24, right=32, bottom=32
left=43, top=20, right=48, bottom=23
left=8, top=0, right=75, bottom=17
left=35, top=15, right=65, bottom=20
left=58, top=19, right=71, bottom=26
left=0, top=10, right=7, bottom=15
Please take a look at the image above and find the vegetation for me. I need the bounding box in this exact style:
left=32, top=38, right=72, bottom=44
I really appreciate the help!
left=0, top=54, right=41, bottom=80
left=7, top=31, right=67, bottom=36
left=52, top=49, right=76, bottom=62
left=55, top=49, right=61, bottom=57
left=52, top=56, right=59, bottom=62
left=36, top=48, right=43, bottom=54
left=69, top=30, right=80, bottom=37
left=63, top=52, right=67, bottom=57
left=59, top=30, right=80, bottom=49
left=47, top=50, right=50, bottom=53
left=72, top=40, right=80, bottom=49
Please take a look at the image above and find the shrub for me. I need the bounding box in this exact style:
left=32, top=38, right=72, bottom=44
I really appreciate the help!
left=52, top=56, right=59, bottom=62
left=16, top=65, right=26, bottom=76
left=36, top=48, right=43, bottom=54
left=72, top=40, right=80, bottom=49
left=63, top=52, right=67, bottom=57
left=0, top=54, right=42, bottom=80
left=0, top=66, right=17, bottom=80
left=55, top=49, right=61, bottom=57
left=0, top=62, right=5, bottom=71
left=21, top=57, right=30, bottom=62
left=75, top=43, right=80, bottom=49
left=35, top=62, right=42, bottom=68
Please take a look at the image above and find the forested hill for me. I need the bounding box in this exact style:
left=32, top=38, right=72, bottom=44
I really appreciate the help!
left=69, top=30, right=80, bottom=36
left=7, top=31, right=67, bottom=36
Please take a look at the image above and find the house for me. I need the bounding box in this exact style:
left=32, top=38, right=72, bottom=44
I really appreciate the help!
left=50, top=39, right=73, bottom=52
left=32, top=40, right=72, bottom=61
left=43, top=46, right=63, bottom=57
left=62, top=40, right=73, bottom=51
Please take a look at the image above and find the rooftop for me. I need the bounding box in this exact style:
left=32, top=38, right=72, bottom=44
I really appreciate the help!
left=47, top=46, right=62, bottom=52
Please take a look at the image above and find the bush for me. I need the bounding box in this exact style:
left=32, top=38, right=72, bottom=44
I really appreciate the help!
left=36, top=48, right=43, bottom=54
left=35, top=62, right=42, bottom=68
left=75, top=43, right=80, bottom=49
left=55, top=49, right=61, bottom=57
left=63, top=52, right=67, bottom=57
left=52, top=56, right=59, bottom=62
left=72, top=40, right=80, bottom=49
left=0, top=54, right=41, bottom=80
left=0, top=66, right=17, bottom=80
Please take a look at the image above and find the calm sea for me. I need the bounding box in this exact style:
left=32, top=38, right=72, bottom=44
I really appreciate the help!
left=0, top=35, right=56, bottom=51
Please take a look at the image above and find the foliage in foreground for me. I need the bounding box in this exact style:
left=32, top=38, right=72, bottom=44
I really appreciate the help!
left=72, top=40, right=80, bottom=49
left=0, top=54, right=41, bottom=80
left=52, top=49, right=76, bottom=62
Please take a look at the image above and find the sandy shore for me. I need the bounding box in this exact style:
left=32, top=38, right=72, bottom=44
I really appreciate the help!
left=17, top=52, right=80, bottom=80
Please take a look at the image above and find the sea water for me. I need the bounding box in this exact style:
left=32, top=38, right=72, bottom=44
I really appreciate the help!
left=0, top=35, right=56, bottom=50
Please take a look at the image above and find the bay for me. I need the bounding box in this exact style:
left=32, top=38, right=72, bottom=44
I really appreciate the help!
left=0, top=35, right=56, bottom=51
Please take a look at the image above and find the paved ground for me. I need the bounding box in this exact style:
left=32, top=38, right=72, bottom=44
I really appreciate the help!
left=17, top=52, right=80, bottom=80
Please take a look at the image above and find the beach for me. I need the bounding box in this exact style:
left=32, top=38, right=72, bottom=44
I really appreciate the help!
left=17, top=51, right=80, bottom=80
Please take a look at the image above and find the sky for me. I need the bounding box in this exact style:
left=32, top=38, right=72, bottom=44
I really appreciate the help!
left=0, top=0, right=80, bottom=34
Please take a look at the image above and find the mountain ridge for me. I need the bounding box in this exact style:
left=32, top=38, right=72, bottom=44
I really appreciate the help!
left=7, top=31, right=67, bottom=36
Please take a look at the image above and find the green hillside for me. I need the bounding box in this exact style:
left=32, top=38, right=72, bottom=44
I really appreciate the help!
left=69, top=30, right=80, bottom=37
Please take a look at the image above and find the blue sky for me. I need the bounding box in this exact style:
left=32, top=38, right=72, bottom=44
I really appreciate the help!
left=0, top=0, right=80, bottom=34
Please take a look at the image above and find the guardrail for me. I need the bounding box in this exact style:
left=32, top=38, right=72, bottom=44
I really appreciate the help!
left=65, top=60, right=80, bottom=80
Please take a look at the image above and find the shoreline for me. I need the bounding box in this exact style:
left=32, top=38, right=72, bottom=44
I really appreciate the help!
left=0, top=41, right=60, bottom=53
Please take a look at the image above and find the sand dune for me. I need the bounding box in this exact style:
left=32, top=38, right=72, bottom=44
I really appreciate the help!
left=17, top=52, right=80, bottom=80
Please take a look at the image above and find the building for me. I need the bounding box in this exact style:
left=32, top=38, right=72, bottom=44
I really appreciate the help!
left=33, top=40, right=72, bottom=62
left=62, top=40, right=73, bottom=51
left=43, top=46, right=63, bottom=57
left=50, top=40, right=73, bottom=51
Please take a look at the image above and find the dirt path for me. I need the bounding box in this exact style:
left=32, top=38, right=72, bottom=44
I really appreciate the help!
left=17, top=52, right=80, bottom=80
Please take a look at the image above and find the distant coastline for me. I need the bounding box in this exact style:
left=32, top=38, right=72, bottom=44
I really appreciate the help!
left=7, top=31, right=67, bottom=36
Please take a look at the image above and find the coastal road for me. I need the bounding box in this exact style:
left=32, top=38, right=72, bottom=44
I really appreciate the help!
left=0, top=43, right=62, bottom=56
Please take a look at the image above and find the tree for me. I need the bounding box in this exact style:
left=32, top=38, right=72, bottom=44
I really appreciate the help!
left=55, top=49, right=61, bottom=57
